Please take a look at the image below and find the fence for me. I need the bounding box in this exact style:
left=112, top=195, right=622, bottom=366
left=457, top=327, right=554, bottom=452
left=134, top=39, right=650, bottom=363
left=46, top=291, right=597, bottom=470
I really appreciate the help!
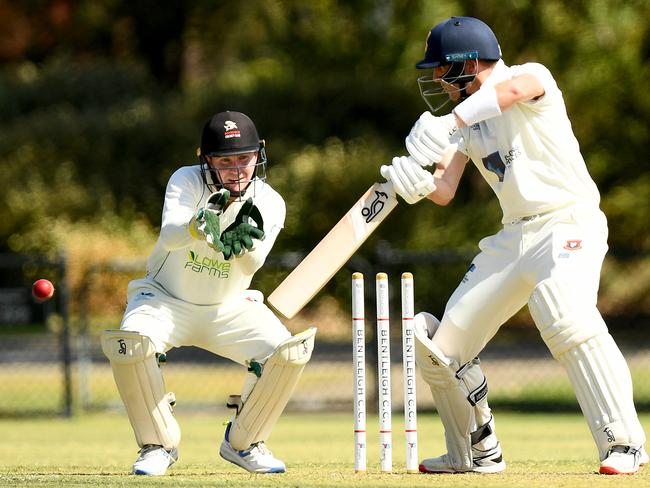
left=0, top=253, right=72, bottom=416
left=1, top=246, right=649, bottom=417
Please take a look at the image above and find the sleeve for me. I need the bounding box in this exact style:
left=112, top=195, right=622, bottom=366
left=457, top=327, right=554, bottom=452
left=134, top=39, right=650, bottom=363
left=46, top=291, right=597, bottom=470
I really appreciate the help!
left=450, top=127, right=470, bottom=158
left=158, top=166, right=208, bottom=251
left=511, top=62, right=562, bottom=111
left=234, top=190, right=286, bottom=275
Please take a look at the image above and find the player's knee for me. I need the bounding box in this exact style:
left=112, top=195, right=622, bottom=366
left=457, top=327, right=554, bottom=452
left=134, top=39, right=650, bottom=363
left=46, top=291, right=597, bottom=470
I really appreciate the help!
left=414, top=313, right=461, bottom=388
left=414, top=312, right=441, bottom=339
left=229, top=328, right=316, bottom=450
left=528, top=278, right=607, bottom=358
left=102, top=329, right=156, bottom=363
left=101, top=330, right=181, bottom=449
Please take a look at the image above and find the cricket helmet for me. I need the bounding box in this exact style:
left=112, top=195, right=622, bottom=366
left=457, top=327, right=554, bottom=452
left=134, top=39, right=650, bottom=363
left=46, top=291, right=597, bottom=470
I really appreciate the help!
left=416, top=17, right=502, bottom=112
left=198, top=111, right=267, bottom=198
left=416, top=16, right=501, bottom=69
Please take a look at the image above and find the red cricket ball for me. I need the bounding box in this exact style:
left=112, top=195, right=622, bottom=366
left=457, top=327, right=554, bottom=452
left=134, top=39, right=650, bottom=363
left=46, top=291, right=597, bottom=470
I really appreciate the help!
left=32, top=279, right=55, bottom=302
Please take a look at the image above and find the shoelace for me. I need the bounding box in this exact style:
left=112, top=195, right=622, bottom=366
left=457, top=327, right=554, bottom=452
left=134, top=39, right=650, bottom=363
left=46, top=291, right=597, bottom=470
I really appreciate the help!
left=139, top=444, right=162, bottom=456
left=251, top=442, right=271, bottom=456
left=609, top=445, right=639, bottom=457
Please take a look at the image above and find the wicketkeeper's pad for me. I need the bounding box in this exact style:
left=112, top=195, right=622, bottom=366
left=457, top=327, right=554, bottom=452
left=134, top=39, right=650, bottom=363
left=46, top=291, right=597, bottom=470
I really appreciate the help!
left=228, top=327, right=317, bottom=450
left=101, top=330, right=180, bottom=450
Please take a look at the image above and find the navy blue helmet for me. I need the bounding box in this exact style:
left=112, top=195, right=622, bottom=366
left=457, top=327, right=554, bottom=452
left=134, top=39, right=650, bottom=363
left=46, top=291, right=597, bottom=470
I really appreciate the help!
left=416, top=16, right=501, bottom=69
left=416, top=17, right=502, bottom=112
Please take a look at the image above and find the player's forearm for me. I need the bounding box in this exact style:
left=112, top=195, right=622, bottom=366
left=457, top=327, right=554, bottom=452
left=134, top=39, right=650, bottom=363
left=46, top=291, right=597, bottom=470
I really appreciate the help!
left=427, top=180, right=455, bottom=205
left=427, top=151, right=467, bottom=205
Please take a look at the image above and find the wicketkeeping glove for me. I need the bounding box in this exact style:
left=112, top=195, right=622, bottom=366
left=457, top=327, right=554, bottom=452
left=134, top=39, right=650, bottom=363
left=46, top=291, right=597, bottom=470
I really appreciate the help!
left=405, top=112, right=457, bottom=166
left=188, top=189, right=230, bottom=252
left=220, top=198, right=265, bottom=260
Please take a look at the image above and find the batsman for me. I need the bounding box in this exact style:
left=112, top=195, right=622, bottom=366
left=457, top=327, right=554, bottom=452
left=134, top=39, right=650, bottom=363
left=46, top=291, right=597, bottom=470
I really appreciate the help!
left=380, top=16, right=647, bottom=475
left=101, top=111, right=316, bottom=476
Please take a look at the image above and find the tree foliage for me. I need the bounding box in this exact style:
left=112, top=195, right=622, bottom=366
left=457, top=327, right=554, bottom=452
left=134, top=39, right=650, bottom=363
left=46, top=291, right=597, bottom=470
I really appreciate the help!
left=1, top=0, right=650, bottom=315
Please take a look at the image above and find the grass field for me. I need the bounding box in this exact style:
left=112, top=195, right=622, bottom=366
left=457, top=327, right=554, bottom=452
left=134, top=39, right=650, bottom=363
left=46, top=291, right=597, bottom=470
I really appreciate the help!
left=0, top=411, right=648, bottom=487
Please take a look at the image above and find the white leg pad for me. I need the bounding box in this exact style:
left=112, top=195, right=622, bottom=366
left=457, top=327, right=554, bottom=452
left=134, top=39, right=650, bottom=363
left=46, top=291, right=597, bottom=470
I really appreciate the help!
left=414, top=313, right=489, bottom=471
left=560, top=335, right=646, bottom=459
left=229, top=327, right=317, bottom=450
left=101, top=330, right=181, bottom=450
left=529, top=279, right=646, bottom=460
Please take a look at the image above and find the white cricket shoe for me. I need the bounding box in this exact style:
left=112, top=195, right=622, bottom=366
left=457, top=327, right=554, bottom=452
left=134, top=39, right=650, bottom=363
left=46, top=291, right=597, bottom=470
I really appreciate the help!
left=599, top=445, right=647, bottom=475
left=132, top=444, right=178, bottom=476
left=219, top=422, right=286, bottom=473
left=419, top=442, right=506, bottom=474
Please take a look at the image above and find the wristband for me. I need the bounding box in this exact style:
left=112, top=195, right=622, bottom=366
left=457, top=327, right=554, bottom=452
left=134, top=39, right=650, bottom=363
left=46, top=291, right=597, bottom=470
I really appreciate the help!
left=453, top=85, right=501, bottom=126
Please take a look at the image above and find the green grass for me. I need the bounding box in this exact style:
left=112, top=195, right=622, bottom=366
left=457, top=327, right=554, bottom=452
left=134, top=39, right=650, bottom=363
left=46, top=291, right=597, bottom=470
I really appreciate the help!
left=0, top=411, right=648, bottom=487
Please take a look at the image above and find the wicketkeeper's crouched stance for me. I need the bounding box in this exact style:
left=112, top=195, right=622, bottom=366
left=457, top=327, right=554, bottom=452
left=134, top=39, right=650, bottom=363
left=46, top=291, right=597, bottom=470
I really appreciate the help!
left=102, top=111, right=316, bottom=476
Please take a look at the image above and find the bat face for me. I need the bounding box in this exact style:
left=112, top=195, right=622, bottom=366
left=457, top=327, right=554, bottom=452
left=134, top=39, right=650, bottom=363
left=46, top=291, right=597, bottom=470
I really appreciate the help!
left=267, top=181, right=397, bottom=319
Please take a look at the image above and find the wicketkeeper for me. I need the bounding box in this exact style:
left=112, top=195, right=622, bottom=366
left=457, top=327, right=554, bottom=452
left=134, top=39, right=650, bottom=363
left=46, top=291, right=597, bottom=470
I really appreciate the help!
left=380, top=16, right=647, bottom=475
left=101, top=111, right=316, bottom=476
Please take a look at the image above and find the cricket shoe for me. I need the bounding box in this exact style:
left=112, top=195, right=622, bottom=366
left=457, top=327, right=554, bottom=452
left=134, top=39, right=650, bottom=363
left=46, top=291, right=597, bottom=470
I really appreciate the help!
left=219, top=422, right=286, bottom=473
left=132, top=444, right=178, bottom=476
left=599, top=445, right=648, bottom=475
left=419, top=442, right=506, bottom=474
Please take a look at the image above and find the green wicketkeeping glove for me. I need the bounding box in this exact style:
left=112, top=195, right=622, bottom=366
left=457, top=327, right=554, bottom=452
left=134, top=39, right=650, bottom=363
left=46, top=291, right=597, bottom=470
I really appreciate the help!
left=220, top=198, right=265, bottom=260
left=188, top=189, right=230, bottom=252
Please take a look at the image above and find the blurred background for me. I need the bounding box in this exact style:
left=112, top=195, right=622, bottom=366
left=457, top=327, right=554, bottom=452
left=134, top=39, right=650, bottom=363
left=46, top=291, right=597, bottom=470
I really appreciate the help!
left=1, top=0, right=649, bottom=417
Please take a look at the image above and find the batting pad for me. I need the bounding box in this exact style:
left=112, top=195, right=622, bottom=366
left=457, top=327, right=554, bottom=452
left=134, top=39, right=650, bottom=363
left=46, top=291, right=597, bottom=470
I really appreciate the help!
left=529, top=278, right=646, bottom=459
left=229, top=327, right=317, bottom=450
left=559, top=334, right=646, bottom=460
left=101, top=330, right=181, bottom=450
left=414, top=314, right=488, bottom=471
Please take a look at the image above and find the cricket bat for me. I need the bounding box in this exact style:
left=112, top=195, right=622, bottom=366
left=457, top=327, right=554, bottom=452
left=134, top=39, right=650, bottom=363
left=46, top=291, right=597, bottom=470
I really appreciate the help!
left=267, top=180, right=398, bottom=319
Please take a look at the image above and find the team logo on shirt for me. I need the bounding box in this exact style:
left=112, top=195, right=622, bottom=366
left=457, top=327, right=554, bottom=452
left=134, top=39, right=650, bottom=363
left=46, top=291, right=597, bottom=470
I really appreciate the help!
left=481, top=152, right=506, bottom=182
left=481, top=145, right=521, bottom=182
left=563, top=239, right=582, bottom=250
left=185, top=250, right=231, bottom=278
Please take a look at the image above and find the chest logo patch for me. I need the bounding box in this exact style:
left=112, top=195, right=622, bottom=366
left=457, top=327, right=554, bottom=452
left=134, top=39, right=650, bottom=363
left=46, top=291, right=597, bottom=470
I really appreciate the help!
left=481, top=151, right=506, bottom=182
left=563, top=239, right=583, bottom=250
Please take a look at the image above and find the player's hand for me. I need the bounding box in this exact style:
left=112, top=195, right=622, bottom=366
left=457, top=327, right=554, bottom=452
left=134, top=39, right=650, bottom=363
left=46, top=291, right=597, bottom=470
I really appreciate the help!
left=220, top=198, right=265, bottom=260
left=380, top=156, right=436, bottom=205
left=406, top=112, right=457, bottom=166
left=189, top=189, right=230, bottom=252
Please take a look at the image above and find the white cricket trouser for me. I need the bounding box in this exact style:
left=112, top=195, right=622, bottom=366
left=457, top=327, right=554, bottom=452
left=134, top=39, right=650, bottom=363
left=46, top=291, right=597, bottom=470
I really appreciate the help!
left=435, top=204, right=608, bottom=364
left=120, top=278, right=291, bottom=365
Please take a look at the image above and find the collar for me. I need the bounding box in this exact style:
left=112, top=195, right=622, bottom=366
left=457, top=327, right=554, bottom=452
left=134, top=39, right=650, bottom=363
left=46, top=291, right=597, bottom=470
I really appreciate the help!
left=479, top=59, right=509, bottom=88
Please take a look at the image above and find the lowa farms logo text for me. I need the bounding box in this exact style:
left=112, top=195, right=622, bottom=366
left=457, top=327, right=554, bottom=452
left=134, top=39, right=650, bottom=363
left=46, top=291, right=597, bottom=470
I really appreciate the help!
left=185, top=251, right=231, bottom=278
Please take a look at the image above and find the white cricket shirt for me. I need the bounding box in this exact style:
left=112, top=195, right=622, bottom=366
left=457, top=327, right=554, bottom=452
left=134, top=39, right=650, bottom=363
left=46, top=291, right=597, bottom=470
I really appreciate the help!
left=456, top=60, right=601, bottom=223
left=144, top=165, right=285, bottom=305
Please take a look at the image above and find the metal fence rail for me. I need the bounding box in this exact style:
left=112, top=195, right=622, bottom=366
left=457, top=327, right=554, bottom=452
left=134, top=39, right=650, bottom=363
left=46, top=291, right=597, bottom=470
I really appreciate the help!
left=1, top=248, right=649, bottom=417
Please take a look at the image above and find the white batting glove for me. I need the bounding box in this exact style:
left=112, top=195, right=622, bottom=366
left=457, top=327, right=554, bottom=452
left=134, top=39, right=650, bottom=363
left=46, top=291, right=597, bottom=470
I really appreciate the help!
left=405, top=112, right=457, bottom=166
left=380, top=156, right=436, bottom=205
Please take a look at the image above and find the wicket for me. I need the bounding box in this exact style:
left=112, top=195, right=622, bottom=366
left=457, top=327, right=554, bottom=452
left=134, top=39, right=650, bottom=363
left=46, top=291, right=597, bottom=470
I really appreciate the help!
left=352, top=271, right=418, bottom=473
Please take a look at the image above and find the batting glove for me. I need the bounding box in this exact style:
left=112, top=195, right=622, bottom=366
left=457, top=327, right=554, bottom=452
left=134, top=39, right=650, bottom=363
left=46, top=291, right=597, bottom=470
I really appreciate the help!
left=406, top=112, right=457, bottom=166
left=189, top=189, right=230, bottom=252
left=380, top=156, right=436, bottom=205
